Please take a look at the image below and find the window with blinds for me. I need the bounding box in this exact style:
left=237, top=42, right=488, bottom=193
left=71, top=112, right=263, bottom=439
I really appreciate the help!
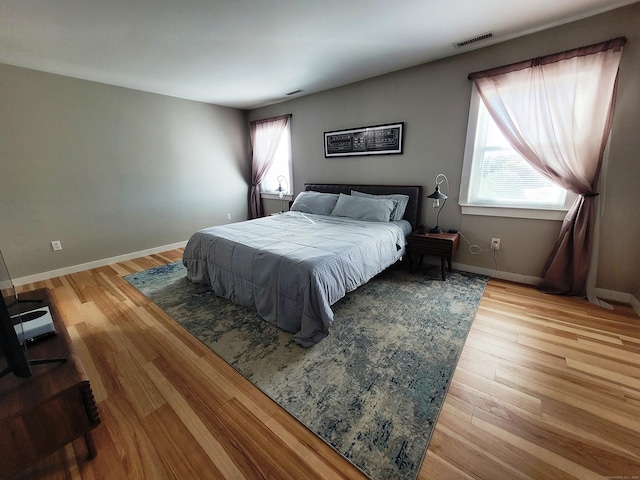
left=459, top=85, right=575, bottom=220
left=469, top=99, right=567, bottom=208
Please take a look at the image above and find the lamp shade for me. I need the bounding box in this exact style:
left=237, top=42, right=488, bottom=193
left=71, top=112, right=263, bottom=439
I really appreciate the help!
left=427, top=185, right=447, bottom=200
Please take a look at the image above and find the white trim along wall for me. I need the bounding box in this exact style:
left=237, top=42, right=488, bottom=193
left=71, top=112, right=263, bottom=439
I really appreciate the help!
left=14, top=245, right=639, bottom=318
left=13, top=241, right=187, bottom=287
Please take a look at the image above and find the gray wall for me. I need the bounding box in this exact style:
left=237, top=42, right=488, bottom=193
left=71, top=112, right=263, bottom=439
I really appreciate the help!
left=0, top=64, right=249, bottom=278
left=251, top=3, right=640, bottom=295
left=1, top=4, right=637, bottom=296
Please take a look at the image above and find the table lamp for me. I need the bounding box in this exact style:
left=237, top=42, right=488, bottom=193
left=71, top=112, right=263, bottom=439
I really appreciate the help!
left=276, top=175, right=288, bottom=212
left=426, top=173, right=448, bottom=233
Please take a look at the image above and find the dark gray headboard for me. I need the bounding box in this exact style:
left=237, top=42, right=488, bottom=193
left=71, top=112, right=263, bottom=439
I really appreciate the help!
left=304, top=183, right=422, bottom=231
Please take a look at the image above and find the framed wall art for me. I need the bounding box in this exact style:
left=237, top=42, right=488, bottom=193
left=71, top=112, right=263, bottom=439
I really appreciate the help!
left=324, top=122, right=404, bottom=157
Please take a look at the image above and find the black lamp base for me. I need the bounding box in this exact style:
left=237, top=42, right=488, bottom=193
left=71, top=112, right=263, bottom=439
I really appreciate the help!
left=429, top=226, right=444, bottom=234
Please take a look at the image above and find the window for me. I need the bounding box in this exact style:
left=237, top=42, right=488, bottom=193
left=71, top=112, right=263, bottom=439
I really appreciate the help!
left=460, top=85, right=575, bottom=220
left=260, top=123, right=292, bottom=197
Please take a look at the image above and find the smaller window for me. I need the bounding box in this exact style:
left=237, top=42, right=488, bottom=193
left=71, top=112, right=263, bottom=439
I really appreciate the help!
left=261, top=125, right=292, bottom=196
left=460, top=85, right=575, bottom=220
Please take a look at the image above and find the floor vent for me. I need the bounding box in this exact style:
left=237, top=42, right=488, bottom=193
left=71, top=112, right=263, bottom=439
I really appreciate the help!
left=454, top=32, right=493, bottom=49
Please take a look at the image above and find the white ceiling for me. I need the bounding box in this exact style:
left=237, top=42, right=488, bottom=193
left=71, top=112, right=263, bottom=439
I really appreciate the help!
left=0, top=0, right=636, bottom=110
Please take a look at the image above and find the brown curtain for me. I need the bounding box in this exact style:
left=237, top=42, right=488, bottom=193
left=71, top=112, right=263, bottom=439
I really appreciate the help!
left=249, top=114, right=291, bottom=219
left=469, top=37, right=626, bottom=298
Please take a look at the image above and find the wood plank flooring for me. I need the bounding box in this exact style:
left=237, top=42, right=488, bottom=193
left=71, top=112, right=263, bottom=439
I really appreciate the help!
left=8, top=249, right=640, bottom=480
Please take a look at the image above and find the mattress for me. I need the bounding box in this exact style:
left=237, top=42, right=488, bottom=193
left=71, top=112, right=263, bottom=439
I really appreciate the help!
left=183, top=211, right=411, bottom=346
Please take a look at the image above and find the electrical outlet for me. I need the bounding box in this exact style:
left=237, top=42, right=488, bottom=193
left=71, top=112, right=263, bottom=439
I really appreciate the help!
left=227, top=213, right=232, bottom=220
left=491, top=238, right=500, bottom=250
left=51, top=240, right=62, bottom=251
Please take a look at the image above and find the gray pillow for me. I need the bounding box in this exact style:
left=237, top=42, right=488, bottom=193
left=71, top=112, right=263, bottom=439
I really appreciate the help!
left=290, top=191, right=339, bottom=215
left=330, top=193, right=396, bottom=222
left=351, top=190, right=410, bottom=221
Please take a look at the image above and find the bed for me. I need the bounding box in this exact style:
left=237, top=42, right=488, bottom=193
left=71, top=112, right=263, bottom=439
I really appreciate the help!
left=182, top=184, right=422, bottom=346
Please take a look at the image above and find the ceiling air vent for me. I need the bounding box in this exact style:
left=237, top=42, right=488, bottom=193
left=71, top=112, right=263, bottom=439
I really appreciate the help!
left=286, top=89, right=304, bottom=96
left=453, top=32, right=493, bottom=49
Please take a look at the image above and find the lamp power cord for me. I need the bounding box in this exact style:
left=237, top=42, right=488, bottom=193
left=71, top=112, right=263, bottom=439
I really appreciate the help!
left=457, top=231, right=498, bottom=277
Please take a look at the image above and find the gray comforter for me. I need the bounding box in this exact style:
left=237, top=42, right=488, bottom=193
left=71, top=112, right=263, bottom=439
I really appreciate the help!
left=182, top=212, right=411, bottom=346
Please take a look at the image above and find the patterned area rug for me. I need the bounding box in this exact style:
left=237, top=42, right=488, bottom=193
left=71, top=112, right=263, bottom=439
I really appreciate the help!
left=125, top=261, right=487, bottom=480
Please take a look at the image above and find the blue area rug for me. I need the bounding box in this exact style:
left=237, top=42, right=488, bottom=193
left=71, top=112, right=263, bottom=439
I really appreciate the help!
left=125, top=261, right=487, bottom=479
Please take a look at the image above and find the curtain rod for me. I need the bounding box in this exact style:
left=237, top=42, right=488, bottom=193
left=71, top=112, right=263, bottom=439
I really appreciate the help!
left=249, top=113, right=292, bottom=126
left=468, top=37, right=627, bottom=80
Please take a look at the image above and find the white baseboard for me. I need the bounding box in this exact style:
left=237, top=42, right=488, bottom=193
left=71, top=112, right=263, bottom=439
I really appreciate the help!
left=13, top=241, right=188, bottom=287
left=593, top=287, right=631, bottom=304
left=451, top=261, right=543, bottom=285
left=14, top=249, right=640, bottom=319
left=593, top=288, right=640, bottom=317
left=630, top=294, right=640, bottom=317
left=452, top=261, right=638, bottom=317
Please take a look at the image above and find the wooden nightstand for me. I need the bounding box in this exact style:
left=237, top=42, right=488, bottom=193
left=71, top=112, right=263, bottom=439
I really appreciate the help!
left=407, top=232, right=460, bottom=280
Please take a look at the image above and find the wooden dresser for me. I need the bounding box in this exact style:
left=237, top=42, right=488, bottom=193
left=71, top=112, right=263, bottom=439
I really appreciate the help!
left=0, top=288, right=100, bottom=479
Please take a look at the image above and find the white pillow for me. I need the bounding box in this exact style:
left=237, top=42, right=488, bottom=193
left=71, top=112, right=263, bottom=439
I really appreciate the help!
left=330, top=193, right=396, bottom=222
left=351, top=190, right=410, bottom=221
left=290, top=191, right=339, bottom=215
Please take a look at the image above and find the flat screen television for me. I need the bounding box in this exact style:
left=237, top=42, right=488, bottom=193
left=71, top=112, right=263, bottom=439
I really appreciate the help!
left=0, top=249, right=33, bottom=378
left=0, top=250, right=66, bottom=379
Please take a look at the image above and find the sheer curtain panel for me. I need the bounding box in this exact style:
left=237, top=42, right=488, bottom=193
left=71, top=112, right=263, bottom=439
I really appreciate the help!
left=469, top=37, right=626, bottom=299
left=249, top=114, right=291, bottom=218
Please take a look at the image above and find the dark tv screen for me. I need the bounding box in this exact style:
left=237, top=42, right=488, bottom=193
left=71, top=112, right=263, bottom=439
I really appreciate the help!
left=0, top=250, right=32, bottom=379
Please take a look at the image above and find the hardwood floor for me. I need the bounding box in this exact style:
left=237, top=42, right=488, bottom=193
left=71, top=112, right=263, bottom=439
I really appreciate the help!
left=8, top=249, right=640, bottom=480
